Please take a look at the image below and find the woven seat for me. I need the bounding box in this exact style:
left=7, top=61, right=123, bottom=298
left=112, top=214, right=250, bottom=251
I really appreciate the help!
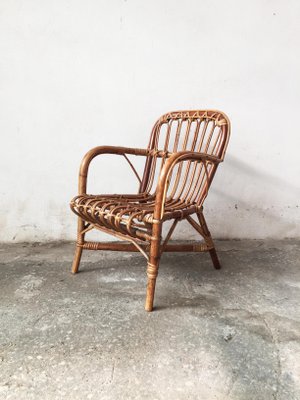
left=71, top=193, right=200, bottom=240
left=70, top=110, right=230, bottom=311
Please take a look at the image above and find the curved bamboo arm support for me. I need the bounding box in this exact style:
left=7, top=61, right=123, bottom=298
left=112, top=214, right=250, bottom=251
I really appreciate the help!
left=153, top=152, right=222, bottom=220
left=78, top=146, right=148, bottom=194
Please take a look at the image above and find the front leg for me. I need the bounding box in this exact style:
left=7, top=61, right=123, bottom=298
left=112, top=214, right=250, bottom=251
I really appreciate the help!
left=71, top=217, right=85, bottom=274
left=145, top=222, right=162, bottom=312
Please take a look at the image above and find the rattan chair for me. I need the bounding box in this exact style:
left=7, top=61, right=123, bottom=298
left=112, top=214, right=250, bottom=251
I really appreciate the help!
left=70, top=110, right=230, bottom=311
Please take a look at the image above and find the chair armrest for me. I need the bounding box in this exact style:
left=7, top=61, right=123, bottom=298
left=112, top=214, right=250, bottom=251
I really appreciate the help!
left=153, top=151, right=222, bottom=220
left=78, top=146, right=148, bottom=194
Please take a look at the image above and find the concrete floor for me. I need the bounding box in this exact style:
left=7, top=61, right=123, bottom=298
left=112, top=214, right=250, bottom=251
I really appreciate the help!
left=0, top=240, right=300, bottom=400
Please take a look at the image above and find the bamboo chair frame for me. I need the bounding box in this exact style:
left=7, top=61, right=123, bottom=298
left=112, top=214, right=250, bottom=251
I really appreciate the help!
left=70, top=110, right=230, bottom=311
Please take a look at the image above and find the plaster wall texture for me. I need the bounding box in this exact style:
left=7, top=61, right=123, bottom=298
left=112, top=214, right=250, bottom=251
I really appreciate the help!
left=0, top=0, right=299, bottom=242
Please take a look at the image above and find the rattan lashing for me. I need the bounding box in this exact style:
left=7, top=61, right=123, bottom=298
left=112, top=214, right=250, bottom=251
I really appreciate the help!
left=70, top=110, right=231, bottom=311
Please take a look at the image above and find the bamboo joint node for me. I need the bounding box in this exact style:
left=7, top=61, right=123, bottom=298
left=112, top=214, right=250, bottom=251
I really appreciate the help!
left=147, top=262, right=159, bottom=279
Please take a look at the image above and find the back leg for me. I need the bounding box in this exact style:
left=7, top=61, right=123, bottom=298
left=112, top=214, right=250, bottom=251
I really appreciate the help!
left=197, top=211, right=221, bottom=270
left=207, top=247, right=221, bottom=270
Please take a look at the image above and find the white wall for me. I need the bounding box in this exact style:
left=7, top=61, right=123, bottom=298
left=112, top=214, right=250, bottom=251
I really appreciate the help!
left=0, top=0, right=299, bottom=242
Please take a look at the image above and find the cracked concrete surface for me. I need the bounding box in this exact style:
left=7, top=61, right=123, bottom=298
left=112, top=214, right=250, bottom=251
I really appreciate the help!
left=0, top=240, right=300, bottom=399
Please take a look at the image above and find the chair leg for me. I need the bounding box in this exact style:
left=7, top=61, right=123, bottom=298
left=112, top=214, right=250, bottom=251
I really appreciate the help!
left=71, top=218, right=85, bottom=274
left=145, top=223, right=162, bottom=312
left=197, top=211, right=221, bottom=270
left=208, top=247, right=221, bottom=270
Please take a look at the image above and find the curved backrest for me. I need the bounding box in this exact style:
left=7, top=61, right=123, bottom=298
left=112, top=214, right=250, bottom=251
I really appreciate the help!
left=140, top=110, right=230, bottom=206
